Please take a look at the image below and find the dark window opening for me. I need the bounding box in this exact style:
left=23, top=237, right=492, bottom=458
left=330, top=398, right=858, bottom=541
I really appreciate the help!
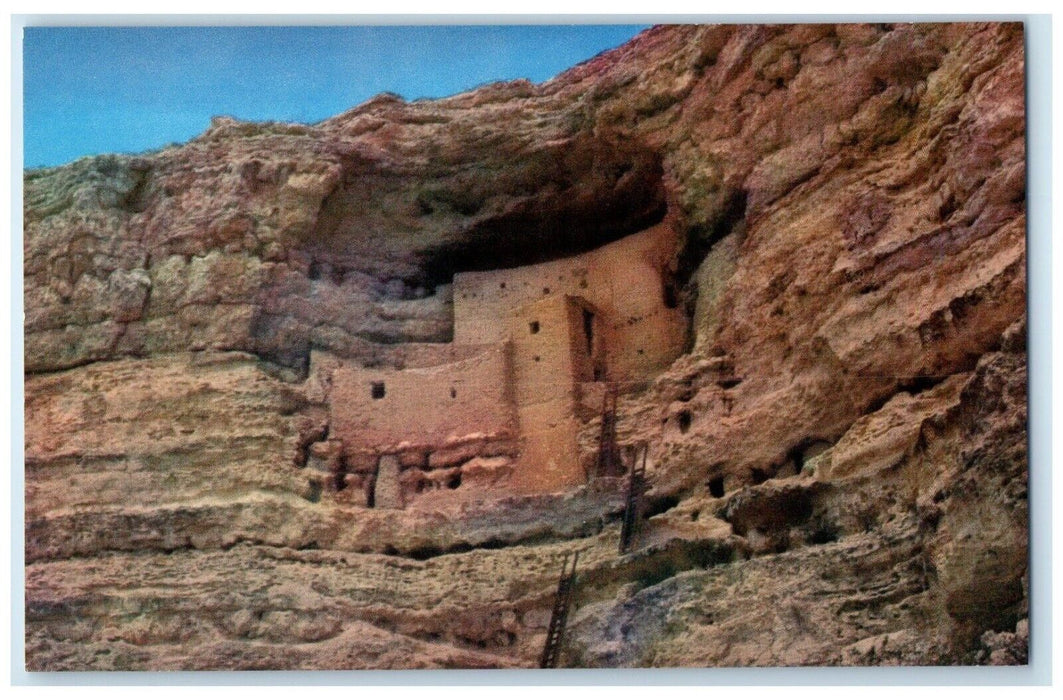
left=529, top=320, right=540, bottom=334
left=708, top=476, right=725, bottom=498
left=450, top=387, right=457, bottom=399
left=582, top=308, right=595, bottom=355
left=534, top=355, right=541, bottom=362
left=446, top=473, right=462, bottom=489
left=678, top=410, right=692, bottom=434
left=500, top=282, right=506, bottom=289
left=365, top=471, right=377, bottom=508
left=594, top=366, right=605, bottom=381
left=543, top=287, right=551, bottom=295
left=371, top=381, right=386, bottom=399
left=751, top=467, right=771, bottom=485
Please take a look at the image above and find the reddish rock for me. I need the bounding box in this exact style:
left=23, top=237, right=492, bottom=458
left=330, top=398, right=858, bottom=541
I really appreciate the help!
left=24, top=23, right=1026, bottom=670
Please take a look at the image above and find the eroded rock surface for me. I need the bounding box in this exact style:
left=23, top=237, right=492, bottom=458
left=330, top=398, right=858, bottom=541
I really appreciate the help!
left=24, top=22, right=1026, bottom=669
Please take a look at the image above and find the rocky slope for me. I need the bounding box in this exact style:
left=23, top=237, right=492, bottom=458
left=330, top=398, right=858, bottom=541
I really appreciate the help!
left=24, top=22, right=1027, bottom=669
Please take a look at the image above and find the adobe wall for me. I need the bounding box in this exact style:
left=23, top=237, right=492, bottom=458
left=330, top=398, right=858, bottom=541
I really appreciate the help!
left=453, top=222, right=687, bottom=382
left=328, top=342, right=517, bottom=457
left=505, top=295, right=599, bottom=493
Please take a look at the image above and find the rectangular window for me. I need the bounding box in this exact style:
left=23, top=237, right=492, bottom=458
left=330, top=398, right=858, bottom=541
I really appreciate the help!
left=582, top=308, right=595, bottom=354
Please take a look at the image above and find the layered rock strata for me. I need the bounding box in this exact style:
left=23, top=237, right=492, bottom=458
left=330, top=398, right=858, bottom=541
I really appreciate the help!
left=24, top=22, right=1026, bottom=669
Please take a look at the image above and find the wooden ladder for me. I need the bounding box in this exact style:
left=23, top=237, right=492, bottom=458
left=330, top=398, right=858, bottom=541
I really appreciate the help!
left=619, top=443, right=648, bottom=555
left=539, top=551, right=580, bottom=669
left=595, top=384, right=621, bottom=477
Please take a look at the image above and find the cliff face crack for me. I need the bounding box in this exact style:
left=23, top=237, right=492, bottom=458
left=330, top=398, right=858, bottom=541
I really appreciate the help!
left=676, top=188, right=747, bottom=286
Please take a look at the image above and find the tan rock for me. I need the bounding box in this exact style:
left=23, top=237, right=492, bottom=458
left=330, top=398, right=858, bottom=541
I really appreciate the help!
left=23, top=23, right=1026, bottom=670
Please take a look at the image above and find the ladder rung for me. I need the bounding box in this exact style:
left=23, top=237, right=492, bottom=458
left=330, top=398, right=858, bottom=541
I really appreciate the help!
left=540, top=554, right=580, bottom=668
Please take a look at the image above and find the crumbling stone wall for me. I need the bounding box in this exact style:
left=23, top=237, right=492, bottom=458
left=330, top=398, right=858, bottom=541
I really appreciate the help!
left=330, top=342, right=516, bottom=450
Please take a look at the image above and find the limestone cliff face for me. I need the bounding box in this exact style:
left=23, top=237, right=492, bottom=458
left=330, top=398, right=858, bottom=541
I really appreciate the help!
left=24, top=23, right=1027, bottom=669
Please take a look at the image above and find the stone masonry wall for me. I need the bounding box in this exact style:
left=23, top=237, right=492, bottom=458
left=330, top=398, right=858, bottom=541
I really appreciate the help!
left=453, top=222, right=687, bottom=382
left=329, top=343, right=517, bottom=458
left=506, top=295, right=597, bottom=492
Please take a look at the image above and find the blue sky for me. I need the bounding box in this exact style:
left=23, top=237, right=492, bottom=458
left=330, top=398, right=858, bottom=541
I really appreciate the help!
left=22, top=25, right=649, bottom=168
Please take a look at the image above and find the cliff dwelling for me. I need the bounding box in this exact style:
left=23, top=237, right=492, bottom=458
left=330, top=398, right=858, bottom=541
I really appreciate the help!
left=23, top=22, right=1030, bottom=671
left=315, top=221, right=687, bottom=508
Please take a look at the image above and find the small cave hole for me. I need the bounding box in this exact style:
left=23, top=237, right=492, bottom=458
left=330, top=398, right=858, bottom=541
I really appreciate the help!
left=708, top=476, right=726, bottom=498
left=499, top=282, right=506, bottom=289
left=371, top=381, right=386, bottom=400
left=938, top=193, right=958, bottom=220
left=543, top=287, right=551, bottom=295
left=450, top=387, right=457, bottom=399
left=677, top=410, right=692, bottom=434
left=529, top=320, right=540, bottom=334
left=750, top=467, right=771, bottom=485
left=808, top=520, right=840, bottom=545
left=863, top=391, right=893, bottom=416
left=308, top=261, right=323, bottom=281
left=898, top=375, right=945, bottom=395
left=446, top=473, right=462, bottom=490
left=663, top=282, right=679, bottom=309
left=534, top=355, right=541, bottom=362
